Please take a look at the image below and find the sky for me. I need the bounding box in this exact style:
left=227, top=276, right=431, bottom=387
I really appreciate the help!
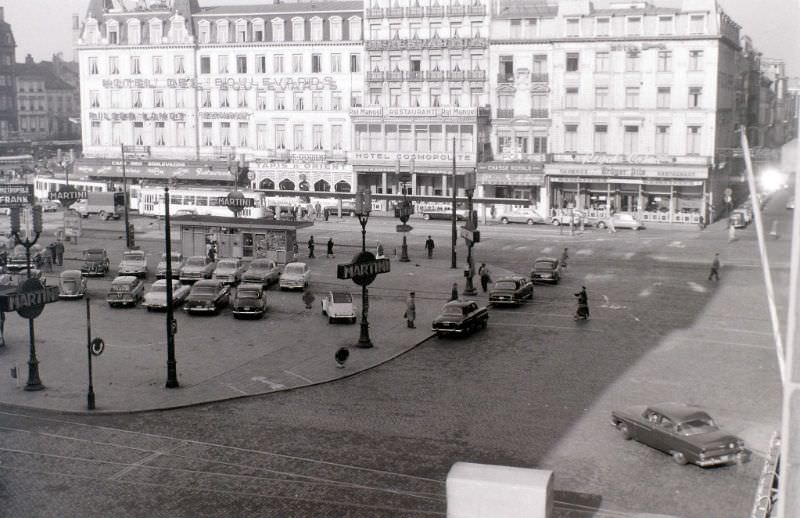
left=1, top=0, right=798, bottom=74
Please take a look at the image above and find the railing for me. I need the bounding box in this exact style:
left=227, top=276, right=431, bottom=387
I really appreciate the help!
left=448, top=70, right=466, bottom=81
left=467, top=5, right=486, bottom=15
left=530, top=72, right=549, bottom=83
left=365, top=7, right=384, bottom=18
left=497, top=73, right=514, bottom=83
left=428, top=6, right=445, bottom=17
left=406, top=70, right=424, bottom=81
left=367, top=71, right=384, bottom=81
left=530, top=108, right=549, bottom=118
left=427, top=70, right=445, bottom=81
left=387, top=70, right=404, bottom=81
left=386, top=7, right=404, bottom=17
left=467, top=70, right=486, bottom=80
left=365, top=37, right=485, bottom=51
left=274, top=150, right=290, bottom=162
left=496, top=108, right=514, bottom=118
left=407, top=6, right=424, bottom=17
left=448, top=6, right=466, bottom=16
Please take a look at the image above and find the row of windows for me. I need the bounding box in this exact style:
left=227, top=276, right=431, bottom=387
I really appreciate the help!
left=561, top=49, right=704, bottom=73
left=87, top=55, right=188, bottom=76
left=19, top=116, right=48, bottom=132
left=368, top=20, right=484, bottom=40
left=503, top=13, right=707, bottom=39
left=195, top=16, right=362, bottom=44
left=369, top=86, right=484, bottom=108
left=84, top=16, right=188, bottom=46
left=199, top=53, right=361, bottom=75
left=500, top=86, right=705, bottom=110
left=354, top=123, right=475, bottom=153
left=561, top=124, right=704, bottom=155
left=370, top=54, right=485, bottom=72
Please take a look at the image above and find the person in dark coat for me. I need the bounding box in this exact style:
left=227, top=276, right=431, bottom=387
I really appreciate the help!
left=326, top=238, right=335, bottom=258
left=560, top=247, right=569, bottom=269
left=574, top=286, right=589, bottom=320
left=478, top=263, right=492, bottom=292
left=708, top=253, right=720, bottom=281
left=449, top=282, right=459, bottom=301
left=405, top=292, right=416, bottom=328
left=48, top=242, right=57, bottom=266
left=55, top=240, right=64, bottom=266
left=424, top=236, right=435, bottom=258
left=308, top=236, right=315, bottom=258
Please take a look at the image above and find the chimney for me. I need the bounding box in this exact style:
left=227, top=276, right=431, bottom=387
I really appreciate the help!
left=25, top=54, right=34, bottom=65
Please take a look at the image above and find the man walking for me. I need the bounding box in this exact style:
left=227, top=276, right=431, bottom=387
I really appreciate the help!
left=560, top=247, right=569, bottom=269
left=307, top=236, right=315, bottom=258
left=405, top=292, right=416, bottom=328
left=574, top=286, right=590, bottom=320
left=449, top=282, right=459, bottom=301
left=478, top=263, right=491, bottom=292
left=424, top=235, right=435, bottom=258
left=326, top=238, right=335, bottom=258
left=708, top=253, right=721, bottom=281
left=55, top=239, right=64, bottom=266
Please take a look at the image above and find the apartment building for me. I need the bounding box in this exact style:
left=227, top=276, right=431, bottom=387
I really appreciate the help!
left=0, top=7, right=17, bottom=141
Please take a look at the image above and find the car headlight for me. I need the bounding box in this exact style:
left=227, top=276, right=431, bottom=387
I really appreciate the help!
left=699, top=452, right=706, bottom=460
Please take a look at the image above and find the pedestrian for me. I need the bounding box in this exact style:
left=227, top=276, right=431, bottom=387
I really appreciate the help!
left=728, top=220, right=736, bottom=243
left=208, top=244, right=216, bottom=262
left=708, top=253, right=720, bottom=281
left=450, top=282, right=459, bottom=301
left=315, top=201, right=322, bottom=220
left=326, top=238, right=335, bottom=258
left=376, top=241, right=384, bottom=258
left=560, top=247, right=569, bottom=269
left=405, top=291, right=416, bottom=328
left=574, top=286, right=590, bottom=320
left=478, top=263, right=491, bottom=292
left=424, top=235, right=435, bottom=258
left=41, top=253, right=52, bottom=272
left=607, top=211, right=617, bottom=233
left=308, top=235, right=315, bottom=258
left=47, top=242, right=57, bottom=266
left=55, top=239, right=64, bottom=266
left=490, top=205, right=496, bottom=220
left=698, top=215, right=705, bottom=230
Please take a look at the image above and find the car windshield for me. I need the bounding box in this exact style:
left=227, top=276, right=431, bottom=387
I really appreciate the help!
left=218, top=260, right=237, bottom=269
left=150, top=284, right=167, bottom=293
left=331, top=292, right=352, bottom=303
left=85, top=251, right=105, bottom=260
left=677, top=418, right=718, bottom=436
left=535, top=261, right=554, bottom=269
left=161, top=253, right=182, bottom=262
left=62, top=280, right=77, bottom=289
left=285, top=265, right=304, bottom=274
left=494, top=280, right=518, bottom=290
left=186, top=257, right=206, bottom=266
left=123, top=253, right=142, bottom=261
left=250, top=260, right=271, bottom=269
left=442, top=305, right=463, bottom=316
left=238, top=289, right=260, bottom=299
left=111, top=283, right=132, bottom=292
left=192, top=286, right=216, bottom=296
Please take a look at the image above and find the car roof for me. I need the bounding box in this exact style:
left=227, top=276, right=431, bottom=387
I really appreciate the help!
left=85, top=248, right=106, bottom=254
left=443, top=300, right=474, bottom=308
left=237, top=283, right=263, bottom=292
left=111, top=276, right=138, bottom=284
left=495, top=276, right=526, bottom=282
left=193, top=279, right=221, bottom=288
left=151, top=279, right=180, bottom=286
left=123, top=250, right=145, bottom=256
left=534, top=256, right=558, bottom=262
left=60, top=269, right=82, bottom=278
left=647, top=403, right=712, bottom=422
left=285, top=262, right=307, bottom=267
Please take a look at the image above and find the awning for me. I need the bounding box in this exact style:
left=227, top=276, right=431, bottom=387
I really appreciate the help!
left=73, top=158, right=234, bottom=183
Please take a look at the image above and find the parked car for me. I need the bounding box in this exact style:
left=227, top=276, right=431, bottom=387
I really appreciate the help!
left=530, top=257, right=562, bottom=284
left=322, top=203, right=356, bottom=218
left=321, top=291, right=357, bottom=324
left=142, top=279, right=191, bottom=311
left=611, top=403, right=750, bottom=467
left=106, top=275, right=145, bottom=307
left=212, top=257, right=247, bottom=285
left=179, top=255, right=215, bottom=283
left=499, top=208, right=547, bottom=225
left=241, top=258, right=281, bottom=287
left=729, top=210, right=748, bottom=229
left=488, top=276, right=533, bottom=305
left=432, top=300, right=489, bottom=337
left=7, top=244, right=44, bottom=272
left=279, top=262, right=310, bottom=290
left=549, top=210, right=588, bottom=226
left=117, top=250, right=148, bottom=278
left=156, top=252, right=185, bottom=279
left=58, top=270, right=87, bottom=299
left=183, top=279, right=230, bottom=314
left=81, top=248, right=110, bottom=277
left=421, top=207, right=468, bottom=221
left=38, top=200, right=60, bottom=212
left=231, top=283, right=268, bottom=319
left=596, top=213, right=645, bottom=230
left=0, top=268, right=44, bottom=287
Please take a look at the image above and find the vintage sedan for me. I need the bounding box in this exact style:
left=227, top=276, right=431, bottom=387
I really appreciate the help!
left=611, top=403, right=750, bottom=467
left=142, top=279, right=191, bottom=311
left=499, top=208, right=547, bottom=225
left=81, top=248, right=110, bottom=277
left=212, top=257, right=247, bottom=285
left=58, top=270, right=87, bottom=299
left=596, top=213, right=645, bottom=230
left=117, top=250, right=148, bottom=278
left=530, top=257, right=562, bottom=284
left=241, top=258, right=281, bottom=287
left=231, top=283, right=268, bottom=319
left=106, top=276, right=145, bottom=307
left=183, top=279, right=230, bottom=315
left=279, top=262, right=311, bottom=290
left=7, top=244, right=44, bottom=272
left=488, top=276, right=533, bottom=306
left=179, top=255, right=216, bottom=283
left=321, top=291, right=357, bottom=324
left=432, top=300, right=489, bottom=337
left=156, top=252, right=185, bottom=279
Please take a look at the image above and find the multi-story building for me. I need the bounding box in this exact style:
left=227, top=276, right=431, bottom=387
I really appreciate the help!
left=15, top=54, right=81, bottom=141
left=352, top=0, right=492, bottom=203
left=0, top=7, right=18, bottom=142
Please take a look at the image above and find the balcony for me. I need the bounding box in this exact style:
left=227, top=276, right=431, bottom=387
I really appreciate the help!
left=428, top=6, right=444, bottom=17
left=427, top=70, right=445, bottom=81
left=530, top=109, right=549, bottom=118
left=367, top=71, right=385, bottom=82
left=530, top=73, right=549, bottom=83
left=326, top=149, right=347, bottom=162
left=448, top=70, right=466, bottom=81
left=406, top=70, right=424, bottom=81
left=365, top=37, right=483, bottom=51
left=467, top=70, right=486, bottom=81
left=387, top=70, right=404, bottom=82
left=467, top=5, right=486, bottom=15
left=407, top=6, right=424, bottom=17
left=366, top=7, right=383, bottom=18
left=386, top=7, right=404, bottom=17
left=496, top=108, right=514, bottom=118
left=448, top=6, right=466, bottom=16
left=497, top=73, right=514, bottom=83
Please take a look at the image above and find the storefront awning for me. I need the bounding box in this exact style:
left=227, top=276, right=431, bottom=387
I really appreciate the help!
left=73, top=158, right=235, bottom=183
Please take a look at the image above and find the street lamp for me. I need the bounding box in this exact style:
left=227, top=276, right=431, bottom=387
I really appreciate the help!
left=354, top=190, right=373, bottom=348
left=396, top=159, right=414, bottom=262
left=451, top=137, right=458, bottom=269
left=462, top=168, right=478, bottom=296
left=164, top=186, right=179, bottom=388
left=120, top=144, right=134, bottom=249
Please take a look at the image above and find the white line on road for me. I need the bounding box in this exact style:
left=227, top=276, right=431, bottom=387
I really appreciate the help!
left=541, top=246, right=553, bottom=254
left=687, top=281, right=707, bottom=293
left=250, top=376, right=286, bottom=390
left=576, top=249, right=594, bottom=256
left=492, top=322, right=605, bottom=332
left=676, top=337, right=773, bottom=350
left=283, top=370, right=313, bottom=383
left=109, top=446, right=180, bottom=481
left=221, top=383, right=249, bottom=396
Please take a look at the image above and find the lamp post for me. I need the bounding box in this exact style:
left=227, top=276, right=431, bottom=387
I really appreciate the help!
left=451, top=137, right=458, bottom=269
left=120, top=144, right=133, bottom=249
left=396, top=159, right=414, bottom=262
left=354, top=190, right=373, bottom=348
left=463, top=168, right=478, bottom=296
left=164, top=186, right=179, bottom=388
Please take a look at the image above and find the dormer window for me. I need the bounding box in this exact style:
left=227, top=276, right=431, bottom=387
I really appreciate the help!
left=565, top=17, right=580, bottom=37
left=349, top=16, right=362, bottom=40
left=689, top=14, right=705, bottom=34
left=236, top=20, right=248, bottom=42
left=84, top=19, right=101, bottom=44
left=626, top=16, right=642, bottom=36
left=292, top=17, right=305, bottom=41
left=272, top=18, right=285, bottom=42
left=253, top=19, right=265, bottom=41
left=170, top=14, right=186, bottom=42
left=106, top=21, right=119, bottom=44
left=310, top=17, right=323, bottom=41
left=149, top=19, right=163, bottom=43
left=595, top=17, right=609, bottom=37
left=329, top=17, right=342, bottom=40
left=216, top=20, right=229, bottom=43
left=658, top=16, right=673, bottom=35
left=197, top=20, right=210, bottom=43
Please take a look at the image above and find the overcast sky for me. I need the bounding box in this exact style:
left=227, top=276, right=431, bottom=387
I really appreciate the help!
left=2, top=0, right=798, bottom=75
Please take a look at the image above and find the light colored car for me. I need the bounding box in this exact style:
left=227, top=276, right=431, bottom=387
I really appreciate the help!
left=143, top=279, right=191, bottom=311
left=58, top=270, right=87, bottom=299
left=499, top=208, right=547, bottom=225
left=321, top=291, right=357, bottom=324
left=213, top=258, right=247, bottom=284
left=232, top=283, right=268, bottom=318
left=549, top=210, right=588, bottom=226
left=179, top=255, right=216, bottom=283
left=38, top=200, right=60, bottom=212
left=241, top=258, right=281, bottom=287
left=0, top=268, right=44, bottom=287
left=596, top=213, right=645, bottom=230
left=106, top=276, right=145, bottom=307
left=117, top=250, right=148, bottom=278
left=156, top=252, right=185, bottom=279
left=279, top=262, right=310, bottom=290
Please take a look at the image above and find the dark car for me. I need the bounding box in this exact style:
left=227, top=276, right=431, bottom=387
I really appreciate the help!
left=232, top=283, right=268, bottom=319
left=81, top=248, right=110, bottom=277
left=530, top=257, right=562, bottom=284
left=489, top=276, right=533, bottom=306
left=183, top=279, right=230, bottom=315
left=432, top=300, right=488, bottom=337
left=611, top=403, right=750, bottom=467
left=106, top=276, right=145, bottom=307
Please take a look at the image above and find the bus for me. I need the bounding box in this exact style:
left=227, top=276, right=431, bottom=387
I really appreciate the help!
left=138, top=186, right=272, bottom=219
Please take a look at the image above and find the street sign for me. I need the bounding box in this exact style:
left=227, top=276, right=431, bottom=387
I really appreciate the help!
left=0, top=184, right=34, bottom=208
left=460, top=227, right=480, bottom=243
left=49, top=186, right=87, bottom=208
left=218, top=191, right=255, bottom=215
left=90, top=338, right=105, bottom=356
left=2, top=279, right=60, bottom=319
left=337, top=252, right=391, bottom=286
left=396, top=224, right=414, bottom=233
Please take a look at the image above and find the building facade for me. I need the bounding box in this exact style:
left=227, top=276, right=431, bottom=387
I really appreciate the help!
left=15, top=55, right=81, bottom=141
left=0, top=7, right=17, bottom=142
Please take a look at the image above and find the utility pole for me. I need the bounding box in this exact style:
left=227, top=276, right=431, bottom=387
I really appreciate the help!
left=120, top=144, right=132, bottom=249
left=164, top=186, right=179, bottom=388
left=451, top=137, right=457, bottom=269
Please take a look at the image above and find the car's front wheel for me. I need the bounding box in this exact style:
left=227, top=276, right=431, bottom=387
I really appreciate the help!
left=616, top=422, right=632, bottom=440
left=500, top=217, right=509, bottom=224
left=597, top=221, right=607, bottom=229
left=526, top=219, right=534, bottom=225
left=422, top=213, right=431, bottom=220
left=551, top=219, right=560, bottom=226
left=672, top=451, right=688, bottom=465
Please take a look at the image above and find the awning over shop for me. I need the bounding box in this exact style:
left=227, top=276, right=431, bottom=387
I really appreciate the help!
left=73, top=158, right=235, bottom=183
left=477, top=162, right=544, bottom=186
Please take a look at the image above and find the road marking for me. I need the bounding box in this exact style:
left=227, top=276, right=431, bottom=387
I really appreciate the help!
left=221, top=383, right=249, bottom=396
left=676, top=337, right=773, bottom=350
left=667, top=241, right=686, bottom=248
left=583, top=273, right=615, bottom=282
left=283, top=370, right=313, bottom=383
left=600, top=295, right=627, bottom=310
left=639, top=288, right=651, bottom=297
left=492, top=322, right=605, bottom=332
left=576, top=249, right=594, bottom=256
left=108, top=446, right=180, bottom=481
left=624, top=252, right=635, bottom=260
left=515, top=245, right=528, bottom=251
left=250, top=376, right=286, bottom=390
left=687, top=281, right=707, bottom=293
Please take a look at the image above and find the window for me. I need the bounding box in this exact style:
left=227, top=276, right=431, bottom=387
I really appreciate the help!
left=236, top=55, right=247, bottom=74
left=236, top=21, right=247, bottom=42
left=657, top=87, right=671, bottom=108
left=331, top=54, right=342, bottom=73
left=272, top=19, right=284, bottom=42
left=595, top=52, right=609, bottom=72
left=275, top=93, right=285, bottom=110
left=351, top=91, right=362, bottom=108
left=472, top=21, right=483, bottom=38
left=330, top=17, right=342, bottom=40
left=389, top=88, right=401, bottom=107
left=88, top=57, right=99, bottom=75
left=154, top=90, right=164, bottom=108
left=309, top=18, right=323, bottom=41
left=595, top=17, right=610, bottom=36
left=687, top=126, right=701, bottom=154
left=689, top=14, right=705, bottom=34
left=112, top=122, right=121, bottom=145
left=594, top=125, right=607, bottom=153
left=510, top=19, right=522, bottom=39
left=331, top=92, right=342, bottom=110
left=294, top=92, right=304, bottom=110
left=219, top=90, right=229, bottom=108
left=293, top=125, right=304, bottom=150
left=132, top=90, right=142, bottom=108
left=202, top=90, right=212, bottom=107
left=257, top=91, right=267, bottom=110
left=565, top=87, right=578, bottom=109
left=90, top=90, right=100, bottom=108
left=292, top=54, right=303, bottom=73
left=625, top=87, right=639, bottom=108
left=626, top=16, right=642, bottom=35
left=273, top=54, right=284, bottom=73
left=149, top=19, right=163, bottom=43
left=237, top=89, right=247, bottom=108
left=91, top=121, right=101, bottom=145
left=110, top=90, right=121, bottom=108
left=688, top=87, right=702, bottom=108
left=658, top=16, right=673, bottom=35
left=292, top=18, right=305, bottom=41
left=349, top=17, right=362, bottom=40
left=174, top=55, right=185, bottom=74
left=172, top=122, right=184, bottom=147
left=655, top=126, right=670, bottom=154
left=350, top=54, right=361, bottom=73
left=253, top=20, right=265, bottom=41
left=256, top=124, right=267, bottom=150
left=623, top=126, right=639, bottom=154
left=175, top=89, right=186, bottom=108
left=256, top=55, right=266, bottom=73
left=216, top=21, right=229, bottom=43
left=565, top=18, right=580, bottom=37
left=331, top=125, right=343, bottom=150
left=415, top=125, right=429, bottom=152
left=450, top=22, right=461, bottom=38
left=312, top=125, right=323, bottom=150
left=689, top=50, right=703, bottom=71
left=128, top=20, right=141, bottom=44
left=197, top=22, right=209, bottom=43
left=566, top=53, right=579, bottom=72
left=239, top=122, right=248, bottom=147
left=450, top=87, right=462, bottom=107
left=625, top=51, right=640, bottom=72
left=218, top=56, right=229, bottom=74
left=564, top=125, right=578, bottom=152
left=392, top=24, right=402, bottom=39
left=657, top=51, right=672, bottom=72
left=155, top=122, right=165, bottom=146
left=312, top=54, right=322, bottom=73
left=409, top=89, right=421, bottom=108
left=200, top=56, right=210, bottom=74
left=595, top=87, right=608, bottom=108
left=131, top=56, right=141, bottom=74
left=275, top=124, right=286, bottom=149
left=108, top=22, right=119, bottom=44
left=134, top=122, right=144, bottom=146
left=221, top=122, right=231, bottom=146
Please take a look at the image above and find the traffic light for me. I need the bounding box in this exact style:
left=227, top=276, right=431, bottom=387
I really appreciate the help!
left=32, top=205, right=43, bottom=234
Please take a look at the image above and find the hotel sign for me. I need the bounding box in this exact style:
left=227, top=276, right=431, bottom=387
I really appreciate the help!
left=552, top=153, right=711, bottom=166
left=349, top=151, right=475, bottom=164
left=88, top=112, right=186, bottom=122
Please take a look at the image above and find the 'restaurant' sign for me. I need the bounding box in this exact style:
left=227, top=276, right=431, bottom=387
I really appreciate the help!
left=0, top=184, right=34, bottom=207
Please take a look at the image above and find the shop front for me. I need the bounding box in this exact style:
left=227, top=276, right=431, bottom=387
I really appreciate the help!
left=545, top=160, right=709, bottom=225
left=476, top=161, right=545, bottom=219
left=251, top=158, right=354, bottom=201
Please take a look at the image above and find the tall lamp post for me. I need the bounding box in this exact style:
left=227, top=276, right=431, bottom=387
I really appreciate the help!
left=462, top=168, right=478, bottom=296
left=120, top=144, right=133, bottom=249
left=164, top=186, right=179, bottom=388
left=396, top=159, right=414, bottom=262
left=451, top=137, right=458, bottom=269
left=354, top=190, right=373, bottom=348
